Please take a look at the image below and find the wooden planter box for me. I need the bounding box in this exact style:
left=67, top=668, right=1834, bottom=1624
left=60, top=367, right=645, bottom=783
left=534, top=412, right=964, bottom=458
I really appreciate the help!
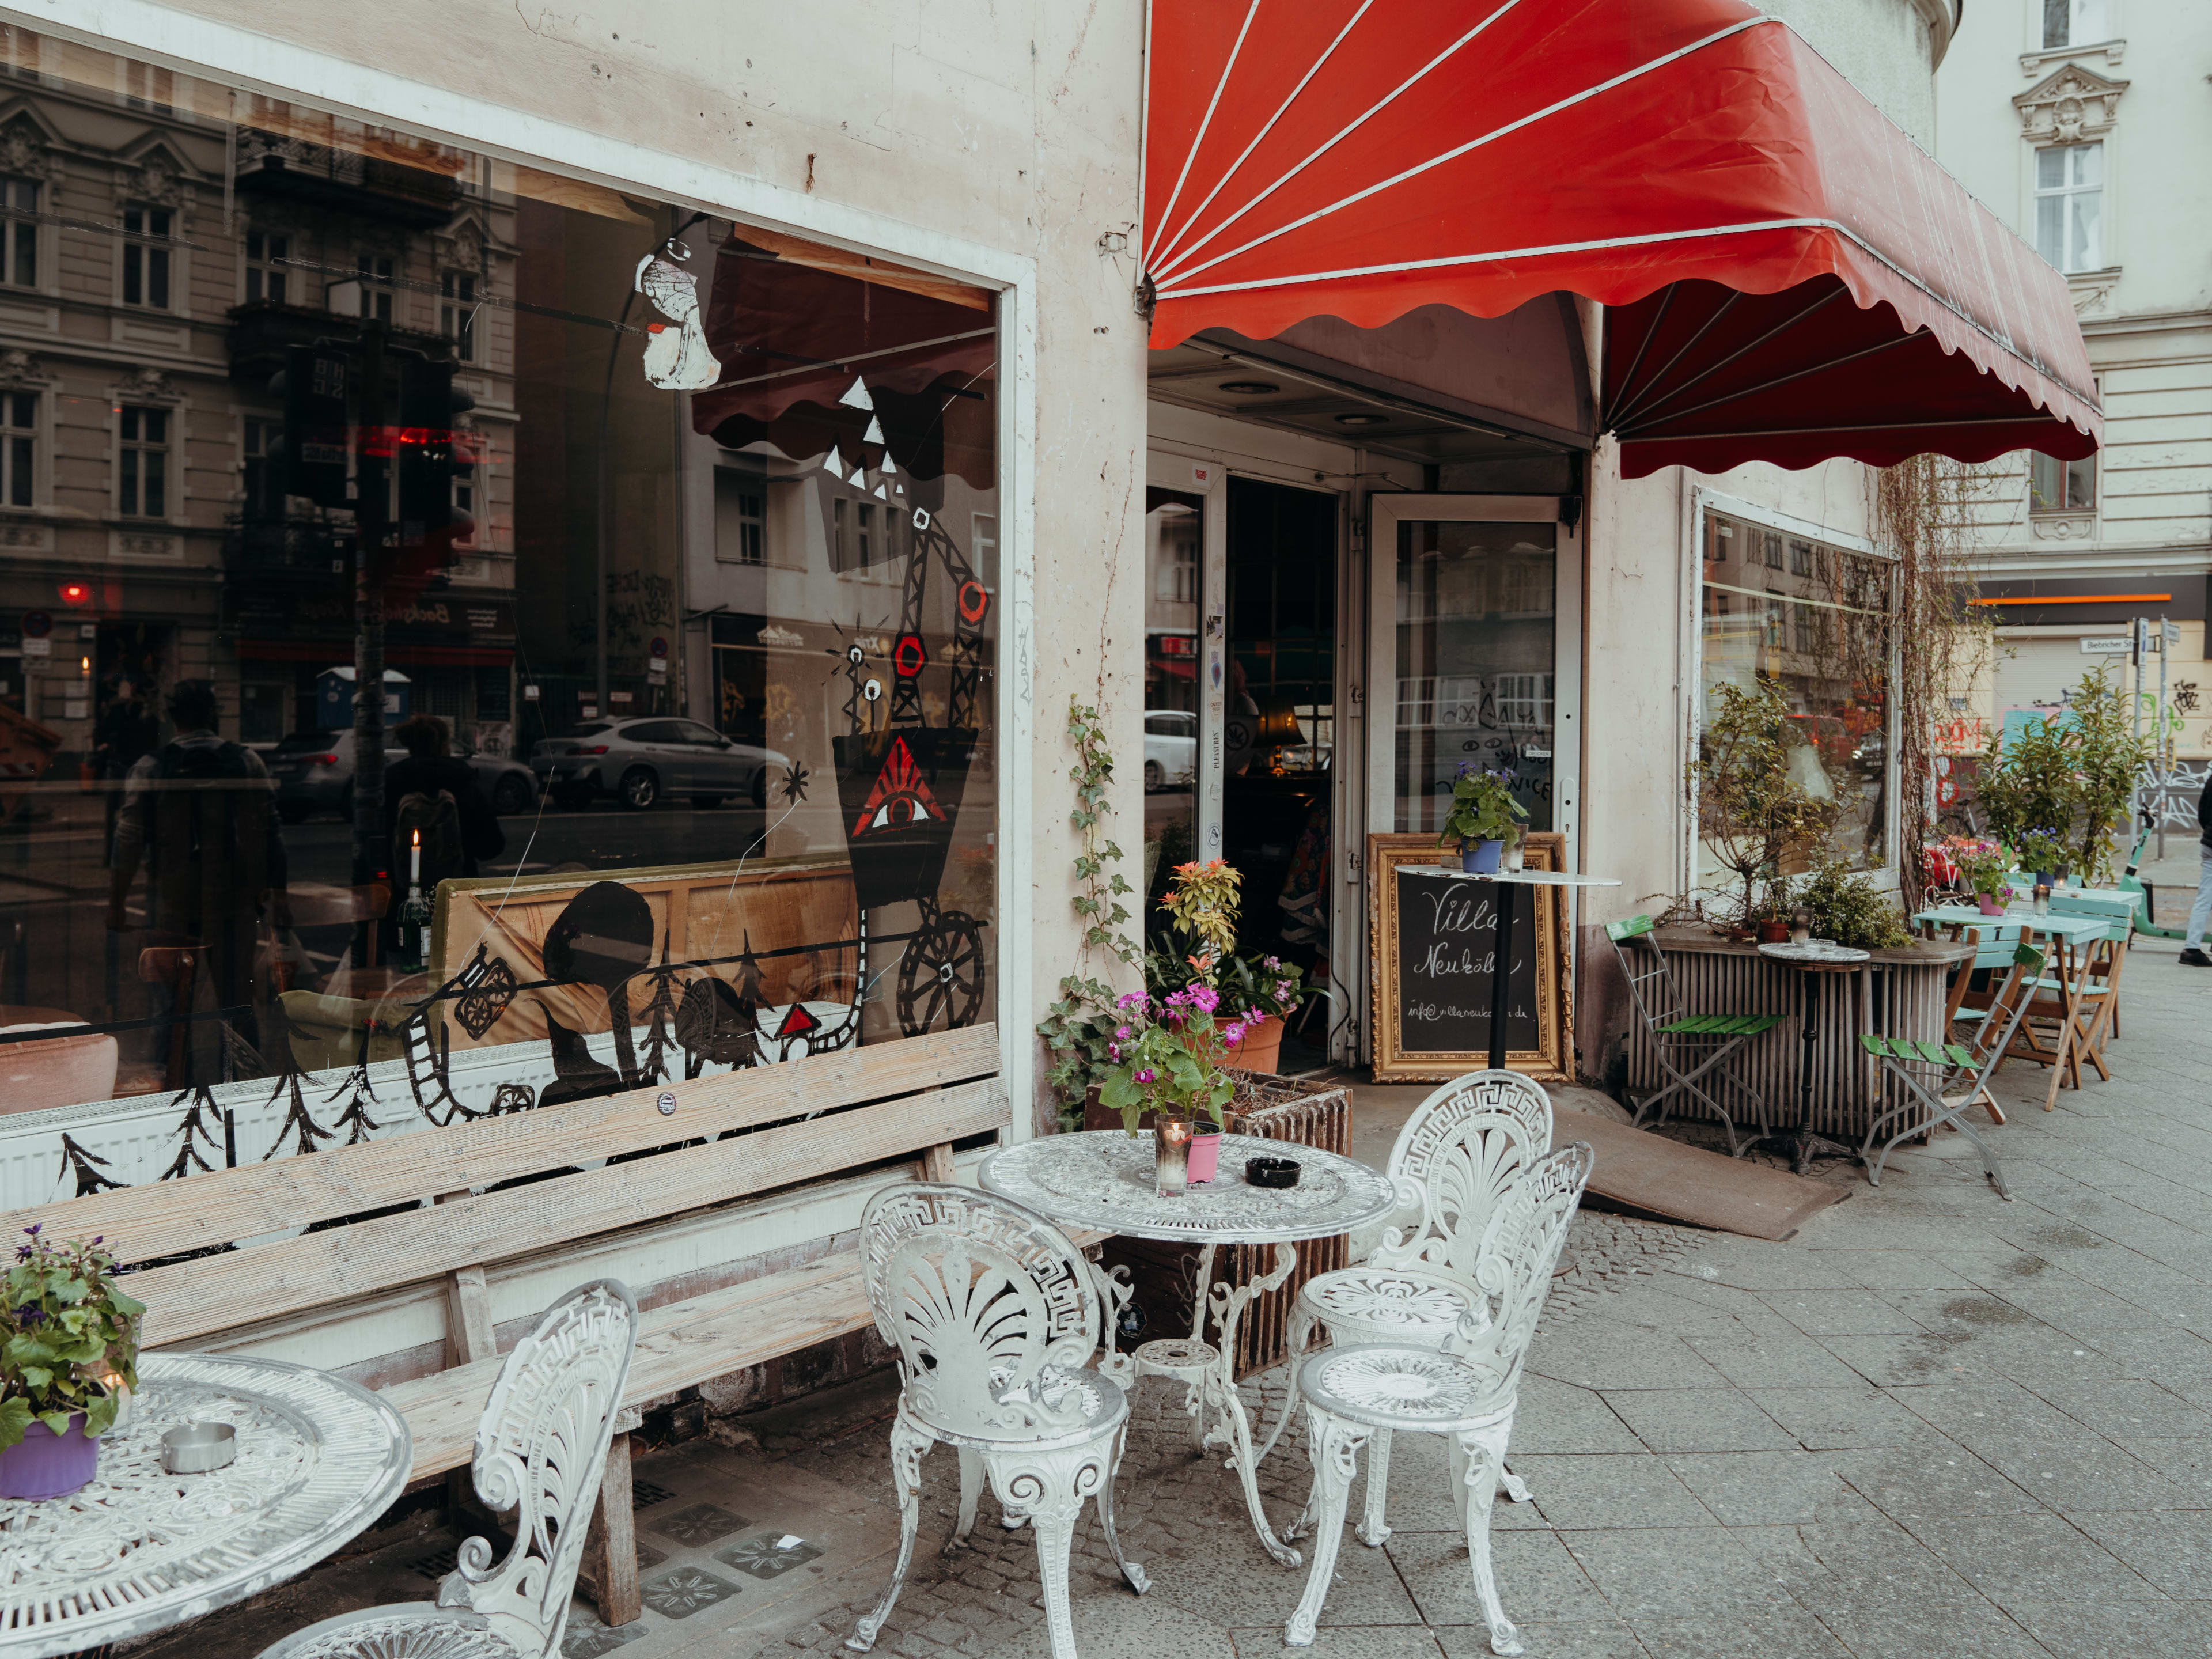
left=1082, top=1071, right=1352, bottom=1380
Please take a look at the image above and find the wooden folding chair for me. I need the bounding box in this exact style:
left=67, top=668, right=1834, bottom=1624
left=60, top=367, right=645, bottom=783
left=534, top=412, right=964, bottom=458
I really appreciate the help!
left=2003, top=922, right=2125, bottom=1111
left=1858, top=941, right=2043, bottom=1200
left=1607, top=915, right=1785, bottom=1157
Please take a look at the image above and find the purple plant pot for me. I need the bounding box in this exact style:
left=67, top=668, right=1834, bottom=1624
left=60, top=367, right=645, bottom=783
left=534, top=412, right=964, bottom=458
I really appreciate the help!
left=1460, top=839, right=1505, bottom=874
left=0, top=1414, right=100, bottom=1501
left=1188, top=1126, right=1223, bottom=1184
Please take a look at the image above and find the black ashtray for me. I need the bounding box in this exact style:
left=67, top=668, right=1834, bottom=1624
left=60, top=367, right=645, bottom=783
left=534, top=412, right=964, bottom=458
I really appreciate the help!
left=1245, top=1156, right=1301, bottom=1189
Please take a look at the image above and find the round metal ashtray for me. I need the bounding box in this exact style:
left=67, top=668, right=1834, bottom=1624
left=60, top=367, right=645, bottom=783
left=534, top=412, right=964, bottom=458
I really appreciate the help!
left=161, top=1421, right=238, bottom=1474
left=1245, top=1156, right=1301, bottom=1189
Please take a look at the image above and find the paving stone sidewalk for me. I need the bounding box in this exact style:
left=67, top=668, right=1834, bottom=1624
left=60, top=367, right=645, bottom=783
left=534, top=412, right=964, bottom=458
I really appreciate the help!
left=754, top=946, right=2212, bottom=1659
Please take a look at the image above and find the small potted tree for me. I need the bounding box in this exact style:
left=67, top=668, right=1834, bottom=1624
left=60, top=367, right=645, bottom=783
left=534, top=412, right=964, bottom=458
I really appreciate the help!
left=1438, top=766, right=1528, bottom=873
left=1692, top=677, right=1837, bottom=934
left=1, top=1228, right=143, bottom=1500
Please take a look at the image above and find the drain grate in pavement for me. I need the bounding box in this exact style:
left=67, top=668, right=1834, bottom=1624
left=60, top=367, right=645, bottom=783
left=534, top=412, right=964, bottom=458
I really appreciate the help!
left=631, top=1480, right=677, bottom=1509
left=410, top=1547, right=458, bottom=1582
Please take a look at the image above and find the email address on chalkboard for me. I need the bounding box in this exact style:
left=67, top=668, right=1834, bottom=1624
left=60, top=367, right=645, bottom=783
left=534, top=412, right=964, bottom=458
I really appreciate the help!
left=1406, top=1003, right=1531, bottom=1022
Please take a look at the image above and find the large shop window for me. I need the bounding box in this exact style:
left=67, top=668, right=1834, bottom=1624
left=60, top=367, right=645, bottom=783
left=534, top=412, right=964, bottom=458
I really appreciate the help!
left=1698, top=511, right=1893, bottom=885
left=0, top=36, right=999, bottom=1203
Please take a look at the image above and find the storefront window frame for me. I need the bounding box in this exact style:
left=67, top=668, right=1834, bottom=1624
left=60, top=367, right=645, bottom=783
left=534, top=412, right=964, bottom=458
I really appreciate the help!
left=1688, top=488, right=1902, bottom=906
left=18, top=2, right=1046, bottom=1132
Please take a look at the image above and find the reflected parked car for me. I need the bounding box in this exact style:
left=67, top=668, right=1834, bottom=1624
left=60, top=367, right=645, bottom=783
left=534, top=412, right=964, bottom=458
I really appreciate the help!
left=1143, top=709, right=1197, bottom=791
left=267, top=729, right=540, bottom=822
left=528, top=718, right=788, bottom=810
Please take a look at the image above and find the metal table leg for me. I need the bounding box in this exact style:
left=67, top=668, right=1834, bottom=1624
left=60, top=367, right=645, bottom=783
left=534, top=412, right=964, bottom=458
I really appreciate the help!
left=1786, top=964, right=1855, bottom=1175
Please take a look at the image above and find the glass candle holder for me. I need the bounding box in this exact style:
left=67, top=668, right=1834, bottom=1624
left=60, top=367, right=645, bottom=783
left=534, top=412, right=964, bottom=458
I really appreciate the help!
left=2032, top=883, right=2051, bottom=915
left=1790, top=907, right=1812, bottom=945
left=1154, top=1119, right=1192, bottom=1198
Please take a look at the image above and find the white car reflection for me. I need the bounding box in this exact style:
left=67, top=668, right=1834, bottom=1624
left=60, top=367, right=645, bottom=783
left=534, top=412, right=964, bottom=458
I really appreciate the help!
left=1143, top=709, right=1197, bottom=792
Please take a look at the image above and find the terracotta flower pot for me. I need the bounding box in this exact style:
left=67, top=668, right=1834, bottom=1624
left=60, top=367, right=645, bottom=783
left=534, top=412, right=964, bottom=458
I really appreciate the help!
left=1755, top=919, right=1791, bottom=944
left=1224, top=1020, right=1285, bottom=1074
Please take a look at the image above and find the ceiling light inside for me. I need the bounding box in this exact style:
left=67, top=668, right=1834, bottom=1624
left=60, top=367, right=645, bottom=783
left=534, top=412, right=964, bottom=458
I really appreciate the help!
left=1219, top=380, right=1279, bottom=395
left=1334, top=411, right=1389, bottom=426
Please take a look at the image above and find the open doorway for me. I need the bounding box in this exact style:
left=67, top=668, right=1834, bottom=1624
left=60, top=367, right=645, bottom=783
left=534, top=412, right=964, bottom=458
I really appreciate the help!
left=1222, top=476, right=1335, bottom=1069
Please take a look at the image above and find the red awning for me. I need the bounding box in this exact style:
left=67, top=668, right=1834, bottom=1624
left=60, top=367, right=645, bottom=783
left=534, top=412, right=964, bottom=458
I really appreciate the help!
left=1143, top=0, right=2099, bottom=478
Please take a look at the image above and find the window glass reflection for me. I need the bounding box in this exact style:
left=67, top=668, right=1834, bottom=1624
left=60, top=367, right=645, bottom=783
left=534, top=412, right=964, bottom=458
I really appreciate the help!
left=0, top=30, right=998, bottom=1194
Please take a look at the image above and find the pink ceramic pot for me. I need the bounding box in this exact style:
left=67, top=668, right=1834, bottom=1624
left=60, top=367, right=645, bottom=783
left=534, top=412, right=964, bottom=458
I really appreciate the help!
left=1188, top=1123, right=1224, bottom=1184
left=1976, top=892, right=2004, bottom=916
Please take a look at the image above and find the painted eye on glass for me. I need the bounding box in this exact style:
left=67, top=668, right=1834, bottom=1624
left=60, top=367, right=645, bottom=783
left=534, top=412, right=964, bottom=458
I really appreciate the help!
left=868, top=793, right=933, bottom=830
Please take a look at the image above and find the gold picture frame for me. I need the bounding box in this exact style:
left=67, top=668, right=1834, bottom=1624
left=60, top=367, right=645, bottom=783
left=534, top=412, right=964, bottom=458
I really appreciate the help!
left=1367, top=832, right=1573, bottom=1083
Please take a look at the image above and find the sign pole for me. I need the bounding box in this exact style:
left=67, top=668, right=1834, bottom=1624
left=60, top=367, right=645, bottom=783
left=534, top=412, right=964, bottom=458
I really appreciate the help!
left=2129, top=616, right=2146, bottom=867
left=2158, top=615, right=2171, bottom=860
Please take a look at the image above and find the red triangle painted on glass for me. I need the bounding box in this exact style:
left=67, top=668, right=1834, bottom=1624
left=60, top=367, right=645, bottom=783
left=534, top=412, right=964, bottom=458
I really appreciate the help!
left=775, top=1002, right=820, bottom=1039
left=851, top=735, right=944, bottom=837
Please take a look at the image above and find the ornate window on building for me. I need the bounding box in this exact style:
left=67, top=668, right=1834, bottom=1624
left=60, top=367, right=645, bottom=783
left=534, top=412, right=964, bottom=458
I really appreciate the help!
left=2042, top=0, right=2105, bottom=49
left=0, top=176, right=35, bottom=288
left=0, top=390, right=32, bottom=507
left=116, top=406, right=168, bottom=517
left=440, top=271, right=475, bottom=359
left=2035, top=143, right=2103, bottom=272
left=120, top=205, right=171, bottom=307
left=2029, top=450, right=2096, bottom=514
left=245, top=230, right=290, bottom=304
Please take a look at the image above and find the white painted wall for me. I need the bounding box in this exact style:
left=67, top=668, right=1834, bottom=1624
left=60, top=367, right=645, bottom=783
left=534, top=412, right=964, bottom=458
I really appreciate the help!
left=20, top=0, right=1156, bottom=1124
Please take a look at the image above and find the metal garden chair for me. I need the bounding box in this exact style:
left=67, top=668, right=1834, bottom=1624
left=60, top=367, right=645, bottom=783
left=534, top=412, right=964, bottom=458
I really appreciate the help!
left=1607, top=915, right=1785, bottom=1156
left=1257, top=1069, right=1552, bottom=1536
left=257, top=1279, right=640, bottom=1659
left=1857, top=940, right=2044, bottom=1201
left=1283, top=1143, right=1595, bottom=1654
left=847, top=1184, right=1145, bottom=1659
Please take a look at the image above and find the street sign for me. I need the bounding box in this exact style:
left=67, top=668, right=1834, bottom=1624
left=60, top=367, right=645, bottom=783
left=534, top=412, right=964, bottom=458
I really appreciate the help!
left=20, top=611, right=49, bottom=639
left=2166, top=620, right=2183, bottom=645
left=649, top=635, right=669, bottom=658
left=2080, top=637, right=2130, bottom=653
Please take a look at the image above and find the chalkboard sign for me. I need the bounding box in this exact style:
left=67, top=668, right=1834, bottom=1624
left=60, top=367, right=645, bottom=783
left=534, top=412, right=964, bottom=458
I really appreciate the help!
left=1368, top=833, right=1571, bottom=1082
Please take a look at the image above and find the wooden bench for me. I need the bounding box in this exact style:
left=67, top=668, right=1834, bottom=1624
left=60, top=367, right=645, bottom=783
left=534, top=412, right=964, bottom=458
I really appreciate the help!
left=8, top=1024, right=1013, bottom=1627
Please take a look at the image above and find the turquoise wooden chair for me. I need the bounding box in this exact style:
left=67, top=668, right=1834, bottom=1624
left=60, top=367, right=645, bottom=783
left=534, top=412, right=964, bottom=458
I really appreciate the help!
left=1857, top=940, right=2043, bottom=1202
left=1605, top=915, right=1785, bottom=1158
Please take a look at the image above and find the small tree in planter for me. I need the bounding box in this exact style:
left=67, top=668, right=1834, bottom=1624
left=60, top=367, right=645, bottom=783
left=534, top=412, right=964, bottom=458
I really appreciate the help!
left=1, top=1228, right=143, bottom=1499
left=1438, top=766, right=1528, bottom=872
left=1693, top=677, right=1838, bottom=930
left=1975, top=711, right=2078, bottom=863
left=1147, top=858, right=1307, bottom=1073
left=2065, top=666, right=2148, bottom=882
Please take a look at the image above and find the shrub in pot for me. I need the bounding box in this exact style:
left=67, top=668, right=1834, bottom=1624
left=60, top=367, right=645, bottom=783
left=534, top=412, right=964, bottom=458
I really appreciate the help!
left=1, top=1228, right=143, bottom=1500
left=1438, top=765, right=1528, bottom=872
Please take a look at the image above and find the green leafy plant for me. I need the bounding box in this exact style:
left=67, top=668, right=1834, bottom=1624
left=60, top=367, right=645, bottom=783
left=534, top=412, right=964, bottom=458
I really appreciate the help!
left=1944, top=836, right=2012, bottom=897
left=1438, top=766, right=1528, bottom=847
left=1782, top=859, right=1911, bottom=952
left=1974, top=711, right=2078, bottom=855
left=1037, top=698, right=1144, bottom=1128
left=1693, top=677, right=1839, bottom=928
left=2012, top=825, right=2070, bottom=878
left=2, top=1228, right=142, bottom=1449
left=1093, top=985, right=1238, bottom=1133
left=2065, top=666, right=2148, bottom=882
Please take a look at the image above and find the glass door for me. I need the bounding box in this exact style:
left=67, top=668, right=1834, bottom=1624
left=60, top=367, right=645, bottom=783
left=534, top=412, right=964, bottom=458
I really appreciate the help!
left=1368, top=494, right=1582, bottom=862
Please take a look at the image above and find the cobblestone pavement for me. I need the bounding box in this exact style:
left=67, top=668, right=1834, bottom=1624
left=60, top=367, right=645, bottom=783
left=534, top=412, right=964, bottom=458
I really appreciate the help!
left=748, top=945, right=2212, bottom=1659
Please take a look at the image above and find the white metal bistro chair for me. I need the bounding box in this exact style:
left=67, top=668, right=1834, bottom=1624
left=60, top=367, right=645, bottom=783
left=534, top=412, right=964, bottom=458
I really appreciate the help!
left=1858, top=940, right=2044, bottom=1200
left=257, top=1279, right=640, bottom=1659
left=846, top=1184, right=1146, bottom=1659
left=1283, top=1143, right=1594, bottom=1655
left=1257, top=1069, right=1552, bottom=1537
left=1608, top=915, right=1785, bottom=1156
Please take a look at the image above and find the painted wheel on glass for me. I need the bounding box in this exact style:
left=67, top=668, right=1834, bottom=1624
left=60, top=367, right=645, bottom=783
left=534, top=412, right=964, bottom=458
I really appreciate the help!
left=492, top=774, right=533, bottom=815
left=897, top=910, right=986, bottom=1036
left=619, top=767, right=659, bottom=810
left=751, top=768, right=768, bottom=809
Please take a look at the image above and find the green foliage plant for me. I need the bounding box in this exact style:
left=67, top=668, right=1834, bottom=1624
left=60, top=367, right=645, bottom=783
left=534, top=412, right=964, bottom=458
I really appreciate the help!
left=1036, top=698, right=1143, bottom=1128
left=1438, top=766, right=1529, bottom=847
left=1782, top=858, right=1911, bottom=952
left=1093, top=984, right=1238, bottom=1134
left=2, top=1227, right=142, bottom=1448
left=1693, top=676, right=1838, bottom=928
left=2065, top=666, right=2148, bottom=882
left=1975, top=710, right=2077, bottom=854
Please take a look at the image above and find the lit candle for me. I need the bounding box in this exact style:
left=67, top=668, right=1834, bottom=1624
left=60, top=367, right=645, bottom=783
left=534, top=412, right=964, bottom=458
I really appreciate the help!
left=410, top=828, right=421, bottom=885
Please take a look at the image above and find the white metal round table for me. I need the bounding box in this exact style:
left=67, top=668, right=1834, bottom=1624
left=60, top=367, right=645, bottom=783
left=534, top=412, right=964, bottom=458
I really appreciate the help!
left=979, top=1131, right=1398, bottom=1567
left=0, top=1351, right=412, bottom=1657
left=1756, top=940, right=1873, bottom=1175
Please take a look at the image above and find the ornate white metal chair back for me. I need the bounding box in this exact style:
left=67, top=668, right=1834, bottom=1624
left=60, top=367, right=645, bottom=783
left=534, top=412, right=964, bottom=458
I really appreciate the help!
left=862, top=1184, right=1100, bottom=1440
left=444, top=1278, right=639, bottom=1658
left=1371, top=1070, right=1554, bottom=1281
left=1446, top=1142, right=1594, bottom=1394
